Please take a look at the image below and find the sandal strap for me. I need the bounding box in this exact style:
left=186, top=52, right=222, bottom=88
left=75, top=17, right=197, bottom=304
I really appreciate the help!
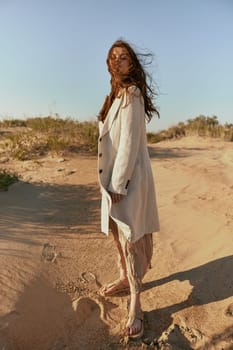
left=106, top=279, right=128, bottom=289
left=126, top=313, right=144, bottom=339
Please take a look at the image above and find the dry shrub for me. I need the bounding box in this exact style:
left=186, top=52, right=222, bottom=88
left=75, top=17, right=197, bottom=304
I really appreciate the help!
left=0, top=116, right=98, bottom=160
left=148, top=116, right=233, bottom=143
left=0, top=170, right=18, bottom=190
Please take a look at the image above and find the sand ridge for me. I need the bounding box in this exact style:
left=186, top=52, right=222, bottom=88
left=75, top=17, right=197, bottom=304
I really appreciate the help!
left=0, top=136, right=233, bottom=349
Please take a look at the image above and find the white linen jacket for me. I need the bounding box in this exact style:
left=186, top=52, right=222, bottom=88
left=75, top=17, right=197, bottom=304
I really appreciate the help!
left=98, top=86, right=160, bottom=242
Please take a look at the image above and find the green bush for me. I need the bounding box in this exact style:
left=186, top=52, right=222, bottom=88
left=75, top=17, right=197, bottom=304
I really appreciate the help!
left=0, top=170, right=19, bottom=190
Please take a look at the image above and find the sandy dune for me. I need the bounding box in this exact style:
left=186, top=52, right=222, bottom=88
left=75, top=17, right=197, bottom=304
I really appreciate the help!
left=0, top=136, right=233, bottom=349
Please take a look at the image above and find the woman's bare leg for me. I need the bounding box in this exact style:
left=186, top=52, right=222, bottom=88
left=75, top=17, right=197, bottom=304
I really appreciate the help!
left=100, top=218, right=129, bottom=295
left=119, top=233, right=152, bottom=338
left=109, top=218, right=128, bottom=281
left=126, top=292, right=143, bottom=337
left=125, top=264, right=143, bottom=337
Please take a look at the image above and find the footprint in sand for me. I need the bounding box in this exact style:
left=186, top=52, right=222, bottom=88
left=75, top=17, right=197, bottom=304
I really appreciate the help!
left=81, top=271, right=99, bottom=284
left=72, top=296, right=118, bottom=323
left=72, top=297, right=102, bottom=318
left=41, top=243, right=61, bottom=263
left=157, top=323, right=204, bottom=349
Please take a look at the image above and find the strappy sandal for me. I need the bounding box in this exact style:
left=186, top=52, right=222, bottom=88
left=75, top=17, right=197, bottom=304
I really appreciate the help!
left=125, top=309, right=144, bottom=340
left=99, top=279, right=130, bottom=297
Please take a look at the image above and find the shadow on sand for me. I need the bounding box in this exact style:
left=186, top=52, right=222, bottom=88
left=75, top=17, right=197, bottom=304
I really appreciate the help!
left=0, top=278, right=112, bottom=350
left=0, top=181, right=101, bottom=247
left=143, top=255, right=233, bottom=345
left=148, top=146, right=208, bottom=160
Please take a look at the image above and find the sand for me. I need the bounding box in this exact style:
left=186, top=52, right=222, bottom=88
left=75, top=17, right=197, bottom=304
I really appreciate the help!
left=0, top=136, right=233, bottom=350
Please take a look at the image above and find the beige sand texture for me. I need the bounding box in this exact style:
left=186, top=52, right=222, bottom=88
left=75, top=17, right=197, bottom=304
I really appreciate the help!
left=0, top=136, right=233, bottom=350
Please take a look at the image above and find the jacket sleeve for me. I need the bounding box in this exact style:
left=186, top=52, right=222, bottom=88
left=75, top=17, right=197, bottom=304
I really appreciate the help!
left=108, top=87, right=144, bottom=195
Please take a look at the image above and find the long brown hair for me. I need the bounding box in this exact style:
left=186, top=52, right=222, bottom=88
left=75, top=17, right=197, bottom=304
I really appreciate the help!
left=98, top=40, right=160, bottom=122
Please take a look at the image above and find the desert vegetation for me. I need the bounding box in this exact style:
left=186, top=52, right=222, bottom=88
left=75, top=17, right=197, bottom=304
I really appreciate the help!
left=0, top=116, right=98, bottom=160
left=147, top=115, right=233, bottom=143
left=0, top=170, right=18, bottom=190
left=0, top=115, right=232, bottom=161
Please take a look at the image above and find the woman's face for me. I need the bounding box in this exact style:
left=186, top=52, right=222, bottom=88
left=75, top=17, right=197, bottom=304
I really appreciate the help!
left=109, top=46, right=132, bottom=75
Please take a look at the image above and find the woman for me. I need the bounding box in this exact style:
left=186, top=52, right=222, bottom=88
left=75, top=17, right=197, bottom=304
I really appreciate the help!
left=97, top=39, right=160, bottom=339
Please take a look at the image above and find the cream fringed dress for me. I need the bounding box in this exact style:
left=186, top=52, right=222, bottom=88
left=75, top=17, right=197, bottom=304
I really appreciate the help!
left=98, top=86, right=160, bottom=291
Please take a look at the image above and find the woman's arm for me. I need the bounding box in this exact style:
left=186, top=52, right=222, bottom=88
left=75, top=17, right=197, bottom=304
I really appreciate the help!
left=108, top=87, right=144, bottom=196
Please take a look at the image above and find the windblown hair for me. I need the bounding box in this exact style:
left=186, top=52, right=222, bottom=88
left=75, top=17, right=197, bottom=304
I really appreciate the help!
left=98, top=40, right=160, bottom=123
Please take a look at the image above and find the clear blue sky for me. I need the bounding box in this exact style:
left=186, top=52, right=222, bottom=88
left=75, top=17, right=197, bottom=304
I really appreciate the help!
left=0, top=0, right=232, bottom=131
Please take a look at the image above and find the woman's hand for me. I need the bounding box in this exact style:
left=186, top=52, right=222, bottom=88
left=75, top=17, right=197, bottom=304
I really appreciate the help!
left=109, top=191, right=123, bottom=204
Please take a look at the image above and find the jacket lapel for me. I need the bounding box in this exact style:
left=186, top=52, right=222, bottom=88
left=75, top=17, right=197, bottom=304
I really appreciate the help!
left=99, top=95, right=123, bottom=137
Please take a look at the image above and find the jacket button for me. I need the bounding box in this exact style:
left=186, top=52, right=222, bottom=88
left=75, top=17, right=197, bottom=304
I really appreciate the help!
left=99, top=169, right=103, bottom=174
left=99, top=153, right=102, bottom=157
left=99, top=137, right=102, bottom=142
left=125, top=180, right=130, bottom=189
